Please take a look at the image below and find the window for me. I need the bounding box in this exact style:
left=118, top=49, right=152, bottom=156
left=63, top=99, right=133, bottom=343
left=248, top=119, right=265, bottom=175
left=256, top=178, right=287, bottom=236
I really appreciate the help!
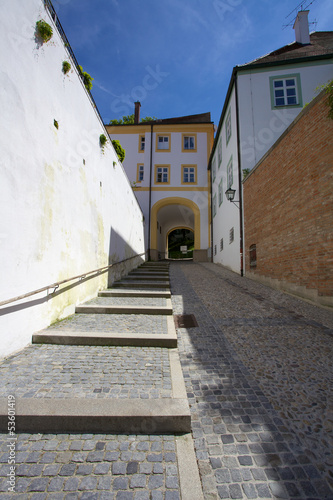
left=182, top=134, right=197, bottom=152
left=155, top=165, right=170, bottom=184
left=218, top=179, right=223, bottom=206
left=250, top=244, right=257, bottom=268
left=270, top=74, right=302, bottom=108
left=156, top=134, right=171, bottom=151
left=213, top=194, right=217, bottom=217
left=229, top=227, right=234, bottom=244
left=220, top=238, right=223, bottom=252
left=182, top=165, right=197, bottom=184
left=137, top=164, right=144, bottom=182
left=226, top=109, right=231, bottom=145
left=218, top=138, right=222, bottom=166
left=227, top=156, right=233, bottom=188
left=212, top=158, right=216, bottom=183
left=139, top=135, right=145, bottom=152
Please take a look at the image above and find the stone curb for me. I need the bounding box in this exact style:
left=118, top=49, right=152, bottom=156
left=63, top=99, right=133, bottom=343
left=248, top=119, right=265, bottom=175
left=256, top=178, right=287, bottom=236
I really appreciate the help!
left=0, top=398, right=191, bottom=433
left=31, top=330, right=177, bottom=347
left=176, top=433, right=204, bottom=500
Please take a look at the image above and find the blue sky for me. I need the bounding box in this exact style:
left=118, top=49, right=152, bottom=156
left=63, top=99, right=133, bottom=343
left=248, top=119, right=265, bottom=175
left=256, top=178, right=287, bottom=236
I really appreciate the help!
left=53, top=0, right=333, bottom=126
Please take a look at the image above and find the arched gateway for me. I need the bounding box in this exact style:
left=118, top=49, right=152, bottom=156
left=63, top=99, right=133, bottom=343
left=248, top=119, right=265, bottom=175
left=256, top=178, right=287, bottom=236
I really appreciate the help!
left=150, top=197, right=206, bottom=261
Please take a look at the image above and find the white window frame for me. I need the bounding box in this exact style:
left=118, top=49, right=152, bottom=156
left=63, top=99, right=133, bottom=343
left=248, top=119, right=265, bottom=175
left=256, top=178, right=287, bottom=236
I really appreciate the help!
left=218, top=179, right=223, bottom=206
left=182, top=134, right=197, bottom=152
left=155, top=165, right=170, bottom=184
left=227, top=156, right=233, bottom=188
left=156, top=134, right=171, bottom=151
left=137, top=164, right=144, bottom=182
left=270, top=74, right=302, bottom=109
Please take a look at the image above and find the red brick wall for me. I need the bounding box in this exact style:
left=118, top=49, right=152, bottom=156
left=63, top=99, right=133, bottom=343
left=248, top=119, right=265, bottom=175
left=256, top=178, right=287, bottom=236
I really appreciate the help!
left=243, top=92, right=333, bottom=297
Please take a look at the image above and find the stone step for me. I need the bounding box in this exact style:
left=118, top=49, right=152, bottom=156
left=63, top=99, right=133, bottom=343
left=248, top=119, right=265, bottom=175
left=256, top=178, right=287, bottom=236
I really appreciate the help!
left=75, top=304, right=173, bottom=316
left=129, top=270, right=169, bottom=276
left=123, top=275, right=169, bottom=282
left=99, top=289, right=171, bottom=298
left=140, top=265, right=169, bottom=270
left=33, top=312, right=177, bottom=347
left=32, top=330, right=177, bottom=348
left=0, top=398, right=190, bottom=433
left=112, top=280, right=170, bottom=289
left=0, top=345, right=189, bottom=433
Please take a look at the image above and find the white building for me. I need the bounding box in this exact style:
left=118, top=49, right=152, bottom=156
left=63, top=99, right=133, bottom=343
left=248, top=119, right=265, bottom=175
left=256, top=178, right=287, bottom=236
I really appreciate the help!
left=209, top=11, right=333, bottom=274
left=0, top=0, right=145, bottom=359
left=107, top=107, right=214, bottom=261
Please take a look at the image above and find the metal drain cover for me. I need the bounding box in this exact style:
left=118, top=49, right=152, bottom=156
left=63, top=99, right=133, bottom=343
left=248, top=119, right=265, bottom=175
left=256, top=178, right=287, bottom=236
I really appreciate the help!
left=174, top=314, right=198, bottom=328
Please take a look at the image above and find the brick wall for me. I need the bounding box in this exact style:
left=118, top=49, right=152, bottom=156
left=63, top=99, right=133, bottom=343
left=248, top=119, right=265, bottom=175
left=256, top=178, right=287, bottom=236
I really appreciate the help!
left=243, top=91, right=333, bottom=301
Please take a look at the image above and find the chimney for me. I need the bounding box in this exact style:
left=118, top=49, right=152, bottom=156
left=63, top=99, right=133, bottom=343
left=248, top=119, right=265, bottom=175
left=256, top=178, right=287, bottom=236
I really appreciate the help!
left=293, top=10, right=310, bottom=45
left=134, top=101, right=141, bottom=124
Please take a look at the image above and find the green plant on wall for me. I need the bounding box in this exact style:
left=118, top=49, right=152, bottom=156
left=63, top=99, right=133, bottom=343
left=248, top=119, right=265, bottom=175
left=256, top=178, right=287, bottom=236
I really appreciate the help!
left=112, top=140, right=126, bottom=163
left=99, top=134, right=107, bottom=151
left=78, top=65, right=93, bottom=91
left=62, top=61, right=71, bottom=74
left=242, top=168, right=250, bottom=180
left=36, top=20, right=53, bottom=43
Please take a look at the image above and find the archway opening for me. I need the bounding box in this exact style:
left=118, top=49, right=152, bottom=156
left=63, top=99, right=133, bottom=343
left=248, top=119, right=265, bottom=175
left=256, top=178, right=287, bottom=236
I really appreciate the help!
left=167, top=228, right=194, bottom=260
left=151, top=197, right=200, bottom=260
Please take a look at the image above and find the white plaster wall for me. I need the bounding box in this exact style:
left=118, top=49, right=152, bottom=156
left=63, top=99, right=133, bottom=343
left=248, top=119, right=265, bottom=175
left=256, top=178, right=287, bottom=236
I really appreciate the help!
left=212, top=88, right=241, bottom=273
left=0, top=0, right=144, bottom=359
left=238, top=62, right=333, bottom=171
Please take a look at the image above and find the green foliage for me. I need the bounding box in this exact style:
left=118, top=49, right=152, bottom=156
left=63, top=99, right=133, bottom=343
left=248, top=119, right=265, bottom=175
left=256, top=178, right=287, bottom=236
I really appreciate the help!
left=112, top=139, right=126, bottom=163
left=109, top=114, right=157, bottom=125
left=62, top=61, right=71, bottom=74
left=141, top=116, right=157, bottom=122
left=99, top=134, right=107, bottom=148
left=78, top=65, right=93, bottom=91
left=242, top=168, right=250, bottom=180
left=36, top=20, right=53, bottom=43
left=54, top=119, right=59, bottom=129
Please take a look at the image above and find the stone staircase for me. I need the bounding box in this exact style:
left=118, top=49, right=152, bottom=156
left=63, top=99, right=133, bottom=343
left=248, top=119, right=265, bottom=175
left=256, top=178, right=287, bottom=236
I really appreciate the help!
left=0, top=262, right=191, bottom=435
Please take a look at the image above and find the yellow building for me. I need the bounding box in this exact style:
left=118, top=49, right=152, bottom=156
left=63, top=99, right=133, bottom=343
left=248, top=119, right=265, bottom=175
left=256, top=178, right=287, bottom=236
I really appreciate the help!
left=106, top=104, right=214, bottom=261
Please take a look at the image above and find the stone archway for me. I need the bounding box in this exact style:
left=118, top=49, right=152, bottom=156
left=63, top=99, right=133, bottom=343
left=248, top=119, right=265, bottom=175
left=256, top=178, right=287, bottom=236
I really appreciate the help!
left=150, top=197, right=201, bottom=260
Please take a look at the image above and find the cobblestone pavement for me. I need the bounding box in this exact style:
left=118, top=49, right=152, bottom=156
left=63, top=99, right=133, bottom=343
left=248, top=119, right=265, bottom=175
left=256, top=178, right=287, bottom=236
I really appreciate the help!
left=0, top=433, right=180, bottom=499
left=45, top=314, right=169, bottom=335
left=170, top=262, right=333, bottom=500
left=0, top=345, right=172, bottom=399
left=85, top=298, right=167, bottom=307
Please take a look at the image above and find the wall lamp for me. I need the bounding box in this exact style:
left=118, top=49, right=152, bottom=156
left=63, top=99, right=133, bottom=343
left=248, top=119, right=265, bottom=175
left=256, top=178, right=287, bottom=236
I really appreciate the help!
left=225, top=188, right=240, bottom=209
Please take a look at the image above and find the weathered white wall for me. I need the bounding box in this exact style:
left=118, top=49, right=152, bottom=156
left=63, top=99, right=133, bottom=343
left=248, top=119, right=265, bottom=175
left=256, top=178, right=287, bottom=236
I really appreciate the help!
left=0, top=0, right=145, bottom=359
left=212, top=87, right=241, bottom=273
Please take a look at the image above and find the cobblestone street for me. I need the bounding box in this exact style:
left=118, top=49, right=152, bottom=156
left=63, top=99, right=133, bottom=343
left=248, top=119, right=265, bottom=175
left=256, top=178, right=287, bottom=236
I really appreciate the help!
left=0, top=261, right=332, bottom=498
left=171, top=262, right=333, bottom=499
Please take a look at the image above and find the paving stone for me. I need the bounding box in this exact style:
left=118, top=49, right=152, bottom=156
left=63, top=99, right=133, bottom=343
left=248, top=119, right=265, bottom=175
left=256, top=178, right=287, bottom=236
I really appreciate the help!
left=170, top=262, right=333, bottom=500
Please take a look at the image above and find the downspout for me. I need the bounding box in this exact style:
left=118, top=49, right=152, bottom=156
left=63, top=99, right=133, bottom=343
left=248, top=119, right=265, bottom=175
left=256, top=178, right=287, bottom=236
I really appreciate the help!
left=234, top=73, right=244, bottom=276
left=147, top=123, right=153, bottom=261
left=210, top=162, right=213, bottom=263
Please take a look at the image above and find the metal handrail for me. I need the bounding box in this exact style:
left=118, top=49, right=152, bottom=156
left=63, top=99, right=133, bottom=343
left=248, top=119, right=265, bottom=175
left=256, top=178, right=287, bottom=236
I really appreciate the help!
left=0, top=252, right=147, bottom=308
